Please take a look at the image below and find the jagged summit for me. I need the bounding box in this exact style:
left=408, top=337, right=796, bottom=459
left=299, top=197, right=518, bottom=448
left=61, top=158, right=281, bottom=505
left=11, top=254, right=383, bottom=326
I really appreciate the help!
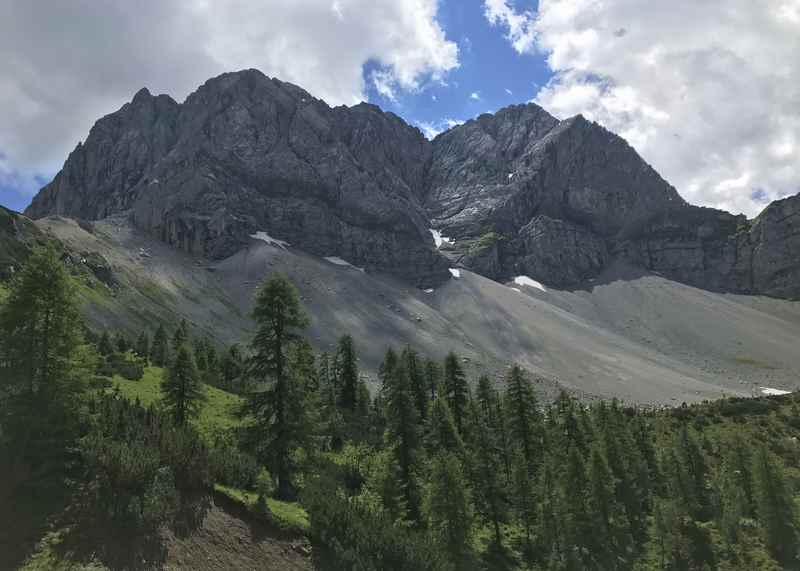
left=25, top=69, right=800, bottom=297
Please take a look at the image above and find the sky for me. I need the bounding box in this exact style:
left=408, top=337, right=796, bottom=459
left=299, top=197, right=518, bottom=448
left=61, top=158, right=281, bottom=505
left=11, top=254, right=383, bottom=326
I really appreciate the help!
left=0, top=0, right=798, bottom=217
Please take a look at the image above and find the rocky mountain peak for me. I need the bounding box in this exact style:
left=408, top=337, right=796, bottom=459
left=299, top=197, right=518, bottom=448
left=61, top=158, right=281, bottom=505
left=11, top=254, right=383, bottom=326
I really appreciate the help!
left=22, top=71, right=800, bottom=297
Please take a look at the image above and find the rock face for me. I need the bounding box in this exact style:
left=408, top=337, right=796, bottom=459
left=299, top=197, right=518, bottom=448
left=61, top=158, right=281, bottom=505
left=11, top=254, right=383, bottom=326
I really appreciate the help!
left=27, top=70, right=447, bottom=286
left=25, top=69, right=800, bottom=297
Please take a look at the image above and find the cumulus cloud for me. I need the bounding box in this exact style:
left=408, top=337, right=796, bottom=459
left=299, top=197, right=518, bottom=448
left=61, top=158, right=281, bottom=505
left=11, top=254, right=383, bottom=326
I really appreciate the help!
left=470, top=91, right=481, bottom=100
left=484, top=0, right=537, bottom=54
left=486, top=0, right=800, bottom=217
left=0, top=0, right=458, bottom=200
left=415, top=117, right=464, bottom=139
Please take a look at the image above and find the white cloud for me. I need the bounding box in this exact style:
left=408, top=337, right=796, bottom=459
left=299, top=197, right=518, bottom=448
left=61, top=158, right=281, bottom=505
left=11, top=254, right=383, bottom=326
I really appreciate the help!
left=470, top=91, right=481, bottom=100
left=505, top=88, right=513, bottom=95
left=484, top=0, right=537, bottom=54
left=416, top=117, right=464, bottom=139
left=489, top=0, right=800, bottom=217
left=0, top=0, right=458, bottom=200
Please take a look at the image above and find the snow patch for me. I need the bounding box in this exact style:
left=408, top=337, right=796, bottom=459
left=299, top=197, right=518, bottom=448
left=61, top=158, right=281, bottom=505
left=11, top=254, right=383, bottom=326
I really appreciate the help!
left=449, top=268, right=461, bottom=278
left=429, top=228, right=454, bottom=248
left=760, top=387, right=791, bottom=396
left=507, top=172, right=515, bottom=180
left=250, top=231, right=290, bottom=249
left=324, top=256, right=364, bottom=272
left=513, top=275, right=547, bottom=292
left=511, top=287, right=522, bottom=293
left=423, top=288, right=435, bottom=294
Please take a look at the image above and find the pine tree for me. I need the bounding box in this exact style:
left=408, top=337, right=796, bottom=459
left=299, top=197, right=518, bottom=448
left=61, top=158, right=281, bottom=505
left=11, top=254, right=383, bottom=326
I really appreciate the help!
left=402, top=346, right=428, bottom=421
left=443, top=352, right=469, bottom=434
left=470, top=400, right=507, bottom=549
left=194, top=337, right=209, bottom=372
left=560, top=447, right=590, bottom=567
left=0, top=245, right=87, bottom=468
left=240, top=274, right=311, bottom=500
left=506, top=364, right=540, bottom=477
left=172, top=319, right=189, bottom=353
left=115, top=332, right=130, bottom=354
left=135, top=331, right=150, bottom=363
left=220, top=343, right=243, bottom=390
left=151, top=324, right=170, bottom=367
left=98, top=331, right=113, bottom=356
left=383, top=360, right=423, bottom=523
left=752, top=445, right=799, bottom=566
left=424, top=357, right=440, bottom=401
left=426, top=394, right=465, bottom=456
left=426, top=452, right=474, bottom=567
left=585, top=444, right=632, bottom=569
left=336, top=334, right=358, bottom=411
left=161, top=344, right=205, bottom=426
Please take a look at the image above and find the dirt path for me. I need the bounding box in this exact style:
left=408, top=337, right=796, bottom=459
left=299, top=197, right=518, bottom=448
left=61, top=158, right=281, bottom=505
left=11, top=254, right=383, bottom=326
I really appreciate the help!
left=159, top=494, right=311, bottom=571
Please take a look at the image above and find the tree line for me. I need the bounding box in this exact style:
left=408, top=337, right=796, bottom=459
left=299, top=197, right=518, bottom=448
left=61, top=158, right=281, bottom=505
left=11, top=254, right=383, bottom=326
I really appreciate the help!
left=2, top=245, right=800, bottom=570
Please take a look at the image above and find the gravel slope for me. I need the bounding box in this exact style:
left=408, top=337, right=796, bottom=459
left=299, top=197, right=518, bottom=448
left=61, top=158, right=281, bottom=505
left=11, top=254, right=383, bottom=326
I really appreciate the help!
left=39, top=216, right=800, bottom=405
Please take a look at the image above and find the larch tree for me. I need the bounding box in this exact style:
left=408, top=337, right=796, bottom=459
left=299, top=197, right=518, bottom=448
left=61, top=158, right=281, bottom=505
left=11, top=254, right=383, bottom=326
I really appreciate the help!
left=443, top=352, right=469, bottom=434
left=240, top=273, right=312, bottom=500
left=336, top=334, right=359, bottom=412
left=151, top=324, right=170, bottom=367
left=0, top=245, right=88, bottom=471
left=161, top=344, right=205, bottom=426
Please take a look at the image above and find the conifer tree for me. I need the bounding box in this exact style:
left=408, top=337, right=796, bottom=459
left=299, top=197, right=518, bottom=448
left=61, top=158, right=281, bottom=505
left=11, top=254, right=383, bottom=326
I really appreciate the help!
left=402, top=346, right=428, bottom=421
left=585, top=444, right=633, bottom=569
left=220, top=343, right=243, bottom=390
left=0, top=245, right=87, bottom=468
left=470, top=400, right=507, bottom=548
left=98, top=331, right=113, bottom=356
left=383, top=360, right=423, bottom=523
left=426, top=394, right=465, bottom=456
left=752, top=445, right=799, bottom=566
left=379, top=347, right=398, bottom=390
left=240, top=274, right=311, bottom=500
left=194, top=337, right=208, bottom=372
left=135, top=331, right=150, bottom=363
left=172, top=318, right=189, bottom=353
left=443, top=352, right=469, bottom=434
left=426, top=452, right=474, bottom=567
left=161, top=344, right=205, bottom=426
left=336, top=334, right=358, bottom=411
left=506, top=364, right=540, bottom=477
left=115, top=332, right=130, bottom=354
left=424, top=357, right=440, bottom=401
left=151, top=324, right=170, bottom=367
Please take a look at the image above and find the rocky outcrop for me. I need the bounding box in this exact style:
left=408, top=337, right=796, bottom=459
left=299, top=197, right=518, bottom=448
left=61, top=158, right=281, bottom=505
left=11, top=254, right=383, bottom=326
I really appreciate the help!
left=23, top=69, right=800, bottom=297
left=615, top=197, right=800, bottom=299
left=28, top=70, right=447, bottom=286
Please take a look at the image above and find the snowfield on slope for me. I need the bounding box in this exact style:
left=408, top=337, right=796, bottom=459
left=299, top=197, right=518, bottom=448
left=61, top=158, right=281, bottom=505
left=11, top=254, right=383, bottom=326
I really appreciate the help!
left=514, top=275, right=547, bottom=292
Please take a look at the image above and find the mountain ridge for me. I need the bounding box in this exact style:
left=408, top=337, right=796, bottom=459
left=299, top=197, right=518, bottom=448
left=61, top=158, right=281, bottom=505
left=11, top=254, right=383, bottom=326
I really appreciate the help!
left=24, top=68, right=800, bottom=298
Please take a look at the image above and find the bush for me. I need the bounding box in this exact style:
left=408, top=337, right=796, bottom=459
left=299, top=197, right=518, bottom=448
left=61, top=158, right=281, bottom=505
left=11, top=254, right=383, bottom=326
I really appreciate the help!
left=304, top=477, right=453, bottom=571
left=209, top=435, right=260, bottom=489
left=98, top=350, right=145, bottom=380
left=79, top=394, right=212, bottom=530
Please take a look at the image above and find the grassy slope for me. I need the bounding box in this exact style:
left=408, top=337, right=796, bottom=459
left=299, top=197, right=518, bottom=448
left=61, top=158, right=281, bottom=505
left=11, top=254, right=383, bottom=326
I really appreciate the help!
left=112, top=366, right=242, bottom=439
left=111, top=367, right=310, bottom=534
left=214, top=485, right=310, bottom=534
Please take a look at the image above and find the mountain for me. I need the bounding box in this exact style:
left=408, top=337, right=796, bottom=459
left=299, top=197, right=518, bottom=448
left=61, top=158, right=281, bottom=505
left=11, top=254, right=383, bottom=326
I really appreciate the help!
left=14, top=69, right=800, bottom=403
left=26, top=69, right=800, bottom=299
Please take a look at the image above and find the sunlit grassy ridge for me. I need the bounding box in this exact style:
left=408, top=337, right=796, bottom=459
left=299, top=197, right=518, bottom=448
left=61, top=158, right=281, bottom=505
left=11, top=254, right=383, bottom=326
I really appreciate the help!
left=111, top=366, right=242, bottom=439
left=214, top=484, right=310, bottom=534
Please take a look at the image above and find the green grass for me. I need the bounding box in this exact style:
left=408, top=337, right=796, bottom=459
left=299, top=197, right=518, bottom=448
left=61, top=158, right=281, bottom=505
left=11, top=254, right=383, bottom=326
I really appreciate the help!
left=214, top=484, right=309, bottom=533
left=112, top=366, right=243, bottom=439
